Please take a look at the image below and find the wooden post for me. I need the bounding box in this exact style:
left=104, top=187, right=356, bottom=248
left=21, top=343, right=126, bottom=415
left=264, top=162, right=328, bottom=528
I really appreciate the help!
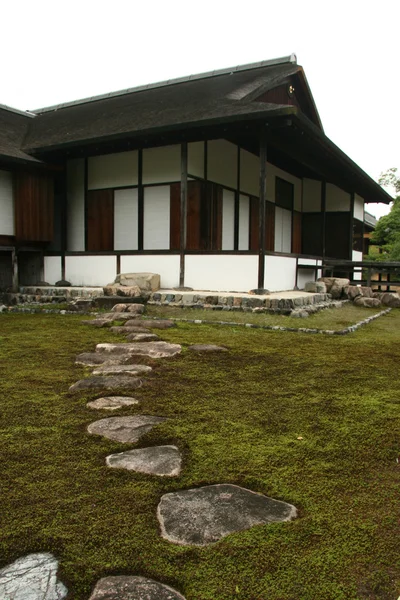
left=11, top=247, right=18, bottom=292
left=234, top=146, right=240, bottom=250
left=60, top=170, right=67, bottom=280
left=179, top=142, right=188, bottom=287
left=321, top=181, right=326, bottom=260
left=349, top=192, right=355, bottom=260
left=258, top=133, right=267, bottom=289
left=138, top=150, right=144, bottom=251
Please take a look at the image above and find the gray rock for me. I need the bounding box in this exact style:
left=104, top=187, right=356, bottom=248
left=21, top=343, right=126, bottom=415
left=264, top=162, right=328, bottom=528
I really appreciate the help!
left=123, top=319, right=147, bottom=327
left=188, top=344, right=228, bottom=352
left=87, top=415, right=166, bottom=443
left=248, top=288, right=270, bottom=295
left=125, top=333, right=159, bottom=342
left=115, top=272, right=160, bottom=291
left=158, top=484, right=297, bottom=546
left=304, top=281, right=327, bottom=293
left=0, top=552, right=67, bottom=599
left=380, top=292, right=400, bottom=308
left=55, top=280, right=71, bottom=287
left=87, top=396, right=140, bottom=410
left=92, top=364, right=152, bottom=376
left=88, top=576, right=185, bottom=600
left=110, top=313, right=141, bottom=322
left=330, top=278, right=350, bottom=299
left=103, top=285, right=142, bottom=297
left=110, top=326, right=151, bottom=335
left=354, top=296, right=381, bottom=308
left=135, top=319, right=177, bottom=329
left=360, top=286, right=374, bottom=298
left=111, top=303, right=129, bottom=312
left=96, top=341, right=181, bottom=358
left=81, top=319, right=111, bottom=328
left=75, top=352, right=133, bottom=367
left=344, top=285, right=362, bottom=300
left=126, top=304, right=145, bottom=314
left=106, top=445, right=182, bottom=476
left=69, top=376, right=144, bottom=393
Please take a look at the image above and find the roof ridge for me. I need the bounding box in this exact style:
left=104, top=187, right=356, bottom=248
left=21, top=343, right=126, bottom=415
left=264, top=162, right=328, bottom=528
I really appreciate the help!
left=33, top=54, right=297, bottom=114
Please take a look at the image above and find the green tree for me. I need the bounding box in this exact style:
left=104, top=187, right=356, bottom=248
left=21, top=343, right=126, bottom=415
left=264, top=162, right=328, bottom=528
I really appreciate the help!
left=371, top=168, right=400, bottom=260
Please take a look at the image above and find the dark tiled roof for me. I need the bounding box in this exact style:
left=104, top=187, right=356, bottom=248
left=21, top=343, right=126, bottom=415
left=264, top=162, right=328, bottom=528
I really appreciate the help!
left=22, top=62, right=300, bottom=152
left=0, top=106, right=40, bottom=164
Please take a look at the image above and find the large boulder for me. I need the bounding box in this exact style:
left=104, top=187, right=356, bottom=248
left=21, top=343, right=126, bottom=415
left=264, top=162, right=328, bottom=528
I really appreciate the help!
left=304, top=281, right=327, bottom=293
left=378, top=292, right=400, bottom=308
left=329, top=278, right=350, bottom=299
left=115, top=272, right=160, bottom=292
left=103, top=285, right=141, bottom=297
left=353, top=296, right=381, bottom=308
left=343, top=285, right=362, bottom=300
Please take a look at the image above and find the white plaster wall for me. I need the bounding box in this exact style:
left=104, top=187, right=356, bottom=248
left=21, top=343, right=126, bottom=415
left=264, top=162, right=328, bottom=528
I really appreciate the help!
left=352, top=250, right=363, bottom=280
left=354, top=194, right=364, bottom=221
left=267, top=163, right=302, bottom=210
left=67, top=159, right=85, bottom=251
left=238, top=195, right=250, bottom=251
left=0, top=170, right=14, bottom=235
left=274, top=206, right=292, bottom=253
left=121, top=255, right=180, bottom=289
left=303, top=178, right=321, bottom=212
left=240, top=148, right=259, bottom=197
left=297, top=269, right=316, bottom=289
left=44, top=256, right=62, bottom=285
left=222, top=189, right=235, bottom=250
left=264, top=255, right=297, bottom=292
left=114, top=188, right=138, bottom=250
left=65, top=255, right=117, bottom=286
left=88, top=151, right=138, bottom=189
left=188, top=142, right=204, bottom=178
left=185, top=255, right=258, bottom=291
left=326, top=184, right=351, bottom=212
left=143, top=186, right=170, bottom=250
left=143, top=145, right=180, bottom=184
left=207, top=140, right=237, bottom=189
left=298, top=258, right=318, bottom=266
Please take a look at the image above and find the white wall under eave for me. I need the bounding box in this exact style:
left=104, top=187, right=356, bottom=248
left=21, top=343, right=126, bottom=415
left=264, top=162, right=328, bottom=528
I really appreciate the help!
left=65, top=256, right=117, bottom=286
left=188, top=142, right=204, bottom=178
left=207, top=140, right=238, bottom=189
left=121, top=255, right=180, bottom=289
left=185, top=255, right=258, bottom=291
left=88, top=151, right=138, bottom=189
left=303, top=179, right=321, bottom=212
left=326, top=184, right=351, bottom=212
left=238, top=195, right=250, bottom=251
left=44, top=256, right=62, bottom=285
left=354, top=194, right=364, bottom=221
left=352, top=250, right=363, bottom=280
left=67, top=159, right=85, bottom=252
left=114, top=188, right=138, bottom=250
left=0, top=170, right=14, bottom=235
left=143, top=186, right=170, bottom=250
left=240, top=148, right=259, bottom=197
left=264, top=255, right=297, bottom=292
left=222, top=189, right=235, bottom=250
left=266, top=163, right=302, bottom=211
left=143, top=145, right=181, bottom=184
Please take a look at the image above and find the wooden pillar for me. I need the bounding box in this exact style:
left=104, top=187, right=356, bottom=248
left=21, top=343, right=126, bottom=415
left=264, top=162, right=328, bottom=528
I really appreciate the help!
left=258, top=133, right=267, bottom=288
left=321, top=180, right=326, bottom=260
left=11, top=247, right=18, bottom=292
left=349, top=192, right=355, bottom=260
left=234, top=146, right=240, bottom=250
left=60, top=170, right=67, bottom=280
left=84, top=158, right=88, bottom=251
left=138, top=150, right=144, bottom=251
left=179, top=142, right=188, bottom=287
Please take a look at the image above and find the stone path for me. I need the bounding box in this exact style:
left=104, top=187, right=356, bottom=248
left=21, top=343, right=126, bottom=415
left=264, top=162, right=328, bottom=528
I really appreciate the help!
left=92, top=364, right=152, bottom=377
left=107, top=445, right=182, bottom=476
left=87, top=396, right=139, bottom=410
left=89, top=576, right=186, bottom=599
left=157, top=484, right=297, bottom=546
left=69, top=375, right=144, bottom=393
left=0, top=552, right=67, bottom=599
left=88, top=415, right=166, bottom=443
left=96, top=341, right=181, bottom=358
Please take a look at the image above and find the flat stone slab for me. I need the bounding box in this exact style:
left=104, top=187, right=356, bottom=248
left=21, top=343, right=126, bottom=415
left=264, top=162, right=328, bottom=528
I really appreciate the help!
left=188, top=344, right=228, bottom=352
left=157, top=484, right=297, bottom=546
left=0, top=552, right=67, bottom=599
left=92, top=364, right=152, bottom=377
left=87, top=396, right=139, bottom=410
left=125, top=333, right=159, bottom=342
left=69, top=376, right=144, bottom=393
left=96, top=341, right=181, bottom=358
left=89, top=576, right=186, bottom=600
left=110, top=326, right=151, bottom=335
left=107, top=445, right=182, bottom=476
left=81, top=318, right=111, bottom=328
left=87, top=415, right=166, bottom=443
left=75, top=352, right=133, bottom=367
left=127, top=319, right=177, bottom=329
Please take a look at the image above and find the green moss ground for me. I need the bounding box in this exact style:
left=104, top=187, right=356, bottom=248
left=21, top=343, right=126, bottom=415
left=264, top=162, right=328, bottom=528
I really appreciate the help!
left=0, top=310, right=399, bottom=599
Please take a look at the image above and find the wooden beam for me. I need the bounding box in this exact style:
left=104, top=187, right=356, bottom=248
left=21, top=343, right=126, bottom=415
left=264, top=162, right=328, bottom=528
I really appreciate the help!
left=180, top=142, right=188, bottom=287
left=258, top=133, right=267, bottom=288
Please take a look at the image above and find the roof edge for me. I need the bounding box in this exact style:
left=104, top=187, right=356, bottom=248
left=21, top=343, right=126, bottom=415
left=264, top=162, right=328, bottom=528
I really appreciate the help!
left=33, top=54, right=297, bottom=114
left=0, top=103, right=36, bottom=118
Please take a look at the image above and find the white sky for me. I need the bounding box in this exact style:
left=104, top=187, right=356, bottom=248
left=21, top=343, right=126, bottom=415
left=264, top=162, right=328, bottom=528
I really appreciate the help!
left=1, top=0, right=398, bottom=218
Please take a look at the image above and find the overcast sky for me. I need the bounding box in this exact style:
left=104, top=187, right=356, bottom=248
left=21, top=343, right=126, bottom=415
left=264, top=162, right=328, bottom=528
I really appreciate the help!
left=1, top=0, right=398, bottom=218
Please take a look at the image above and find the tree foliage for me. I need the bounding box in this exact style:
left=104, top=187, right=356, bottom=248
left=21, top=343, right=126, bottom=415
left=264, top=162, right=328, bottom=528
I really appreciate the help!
left=371, top=168, right=400, bottom=260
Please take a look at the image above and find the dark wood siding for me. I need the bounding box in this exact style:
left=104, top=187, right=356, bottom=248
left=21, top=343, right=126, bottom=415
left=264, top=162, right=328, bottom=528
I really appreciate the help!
left=170, top=183, right=181, bottom=250
left=249, top=196, right=259, bottom=251
left=14, top=173, right=54, bottom=243
left=186, top=181, right=202, bottom=250
left=302, top=213, right=323, bottom=256
left=292, top=211, right=302, bottom=254
left=87, top=189, right=114, bottom=251
left=325, top=212, right=350, bottom=259
left=256, top=84, right=301, bottom=110
left=265, top=201, right=275, bottom=251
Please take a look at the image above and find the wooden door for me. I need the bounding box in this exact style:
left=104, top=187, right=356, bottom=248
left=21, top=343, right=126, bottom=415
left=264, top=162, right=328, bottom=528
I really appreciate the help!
left=87, top=190, right=114, bottom=251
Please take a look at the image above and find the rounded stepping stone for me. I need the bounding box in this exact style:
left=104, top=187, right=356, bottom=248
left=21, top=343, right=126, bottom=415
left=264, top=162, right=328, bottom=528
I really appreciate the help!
left=96, top=341, right=181, bottom=358
left=0, top=552, right=67, bottom=599
left=110, top=326, right=151, bottom=335
left=125, top=333, right=159, bottom=342
left=69, top=375, right=144, bottom=393
left=87, top=396, right=139, bottom=410
left=89, top=576, right=186, bottom=600
left=188, top=344, right=228, bottom=352
left=136, top=319, right=177, bottom=329
left=75, top=352, right=133, bottom=367
left=157, top=484, right=297, bottom=546
left=87, top=415, right=166, bottom=443
left=92, top=364, right=152, bottom=377
left=106, top=445, right=182, bottom=476
left=81, top=318, right=111, bottom=328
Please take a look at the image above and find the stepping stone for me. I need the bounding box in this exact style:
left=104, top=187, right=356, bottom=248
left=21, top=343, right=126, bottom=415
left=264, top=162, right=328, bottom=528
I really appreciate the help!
left=0, top=552, right=67, bottom=599
left=106, top=445, right=182, bottom=476
left=125, top=333, right=159, bottom=342
left=87, top=396, right=139, bottom=410
left=124, top=319, right=150, bottom=328
left=188, top=344, right=228, bottom=352
left=157, top=484, right=297, bottom=546
left=75, top=352, right=133, bottom=367
left=69, top=376, right=144, bottom=393
left=136, top=319, right=177, bottom=329
left=81, top=318, right=111, bottom=328
left=87, top=415, right=166, bottom=443
left=89, top=576, right=186, bottom=600
left=96, top=341, right=181, bottom=358
left=110, top=326, right=151, bottom=335
left=92, top=364, right=152, bottom=376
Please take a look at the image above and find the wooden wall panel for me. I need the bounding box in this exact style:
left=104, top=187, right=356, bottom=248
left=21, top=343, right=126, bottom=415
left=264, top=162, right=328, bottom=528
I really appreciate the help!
left=170, top=183, right=180, bottom=250
left=302, top=213, right=323, bottom=256
left=325, top=212, right=350, bottom=259
left=265, top=202, right=275, bottom=251
left=87, top=189, right=114, bottom=251
left=249, top=196, right=259, bottom=251
left=292, top=210, right=302, bottom=254
left=186, top=181, right=202, bottom=250
left=14, top=173, right=54, bottom=243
